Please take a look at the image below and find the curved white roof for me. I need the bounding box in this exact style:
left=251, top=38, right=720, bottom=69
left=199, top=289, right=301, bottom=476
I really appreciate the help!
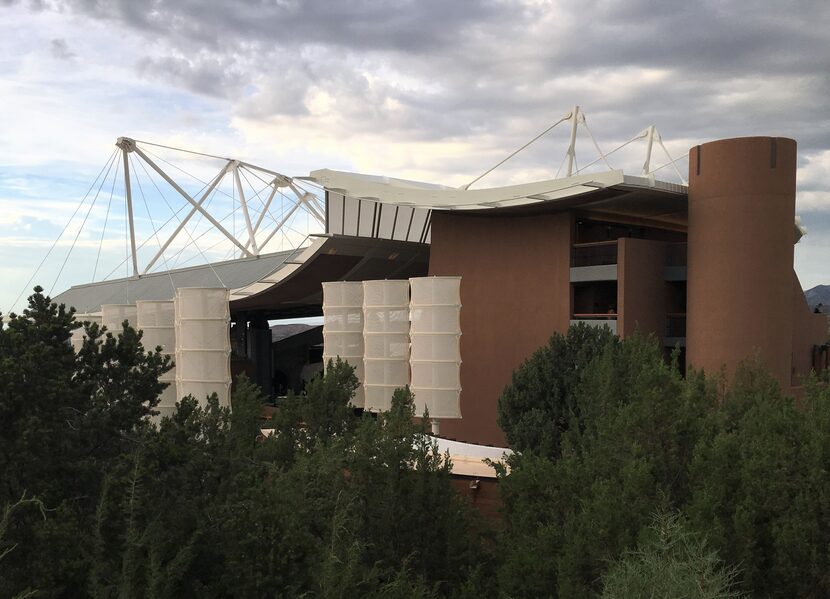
left=309, top=168, right=687, bottom=211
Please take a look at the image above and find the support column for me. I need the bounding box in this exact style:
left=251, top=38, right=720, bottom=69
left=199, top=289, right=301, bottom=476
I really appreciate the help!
left=247, top=316, right=274, bottom=398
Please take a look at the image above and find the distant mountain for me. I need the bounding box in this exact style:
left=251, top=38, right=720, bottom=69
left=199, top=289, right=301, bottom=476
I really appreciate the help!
left=806, top=285, right=830, bottom=312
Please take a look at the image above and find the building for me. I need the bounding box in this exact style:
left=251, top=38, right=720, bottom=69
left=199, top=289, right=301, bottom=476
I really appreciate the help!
left=56, top=135, right=829, bottom=450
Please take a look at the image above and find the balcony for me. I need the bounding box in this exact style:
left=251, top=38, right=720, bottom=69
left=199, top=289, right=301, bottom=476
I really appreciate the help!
left=571, top=241, right=618, bottom=282
left=664, top=313, right=686, bottom=347
left=665, top=243, right=687, bottom=281
left=572, top=241, right=618, bottom=267
left=571, top=314, right=618, bottom=335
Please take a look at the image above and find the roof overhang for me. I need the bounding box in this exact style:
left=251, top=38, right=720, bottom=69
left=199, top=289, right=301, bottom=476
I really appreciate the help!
left=53, top=249, right=296, bottom=315
left=54, top=235, right=429, bottom=320
left=229, top=235, right=429, bottom=318
left=309, top=168, right=688, bottom=213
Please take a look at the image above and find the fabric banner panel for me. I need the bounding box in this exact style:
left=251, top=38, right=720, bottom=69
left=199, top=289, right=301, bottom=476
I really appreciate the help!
left=363, top=279, right=410, bottom=413
left=101, top=304, right=137, bottom=335
left=137, top=300, right=177, bottom=417
left=174, top=288, right=231, bottom=408
left=70, top=313, right=102, bottom=352
left=409, top=277, right=462, bottom=419
left=322, top=281, right=365, bottom=408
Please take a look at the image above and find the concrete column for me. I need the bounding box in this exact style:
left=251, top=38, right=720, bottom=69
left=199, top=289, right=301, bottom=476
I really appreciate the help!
left=247, top=316, right=274, bottom=397
left=686, top=137, right=796, bottom=386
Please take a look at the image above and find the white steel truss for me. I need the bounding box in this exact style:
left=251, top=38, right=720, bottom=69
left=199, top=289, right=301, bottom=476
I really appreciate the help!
left=113, top=137, right=326, bottom=277
left=463, top=105, right=687, bottom=190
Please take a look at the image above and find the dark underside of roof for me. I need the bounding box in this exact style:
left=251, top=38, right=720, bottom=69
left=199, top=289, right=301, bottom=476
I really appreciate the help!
left=230, top=236, right=430, bottom=319
left=465, top=184, right=688, bottom=227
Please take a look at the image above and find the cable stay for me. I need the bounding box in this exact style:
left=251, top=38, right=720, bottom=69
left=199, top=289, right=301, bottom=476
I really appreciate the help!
left=465, top=106, right=687, bottom=189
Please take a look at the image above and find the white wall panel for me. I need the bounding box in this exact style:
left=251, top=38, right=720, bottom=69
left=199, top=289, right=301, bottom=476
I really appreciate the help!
left=363, top=280, right=410, bottom=413
left=322, top=281, right=365, bottom=407
left=70, top=313, right=102, bottom=352
left=174, top=288, right=231, bottom=408
left=409, top=277, right=461, bottom=419
left=101, top=304, right=136, bottom=335
left=137, top=300, right=177, bottom=419
left=327, top=191, right=345, bottom=235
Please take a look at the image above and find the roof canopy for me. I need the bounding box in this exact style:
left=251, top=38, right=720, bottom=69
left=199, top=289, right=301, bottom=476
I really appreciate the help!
left=53, top=235, right=429, bottom=319
left=311, top=168, right=689, bottom=224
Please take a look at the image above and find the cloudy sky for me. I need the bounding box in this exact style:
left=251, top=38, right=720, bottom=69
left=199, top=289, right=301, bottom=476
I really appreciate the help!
left=1, top=0, right=829, bottom=313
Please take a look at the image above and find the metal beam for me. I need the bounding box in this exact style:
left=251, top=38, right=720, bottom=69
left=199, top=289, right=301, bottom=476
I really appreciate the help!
left=132, top=145, right=254, bottom=259
left=256, top=201, right=305, bottom=251
left=251, top=184, right=278, bottom=237
left=120, top=146, right=139, bottom=276
left=233, top=162, right=259, bottom=255
left=642, top=125, right=656, bottom=176
left=287, top=181, right=326, bottom=226
left=142, top=160, right=234, bottom=274
left=565, top=105, right=580, bottom=177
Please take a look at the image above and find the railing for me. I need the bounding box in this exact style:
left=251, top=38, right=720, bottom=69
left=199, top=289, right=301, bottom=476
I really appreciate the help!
left=570, top=316, right=618, bottom=334
left=666, top=313, right=686, bottom=337
left=572, top=313, right=618, bottom=320
left=571, top=241, right=618, bottom=267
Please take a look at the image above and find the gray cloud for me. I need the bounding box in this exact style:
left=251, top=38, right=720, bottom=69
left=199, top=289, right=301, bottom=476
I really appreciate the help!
left=49, top=38, right=75, bottom=60
left=8, top=0, right=830, bottom=169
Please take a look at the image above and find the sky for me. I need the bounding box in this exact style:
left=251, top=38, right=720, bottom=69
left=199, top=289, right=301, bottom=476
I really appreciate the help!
left=1, top=0, right=829, bottom=314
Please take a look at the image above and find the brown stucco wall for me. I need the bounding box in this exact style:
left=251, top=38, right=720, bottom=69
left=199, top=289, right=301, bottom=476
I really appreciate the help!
left=618, top=238, right=668, bottom=339
left=450, top=476, right=501, bottom=519
left=791, top=270, right=829, bottom=388
left=686, top=137, right=797, bottom=387
left=427, top=211, right=573, bottom=446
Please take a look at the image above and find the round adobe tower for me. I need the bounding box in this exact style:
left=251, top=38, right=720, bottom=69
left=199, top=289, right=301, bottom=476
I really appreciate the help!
left=686, top=136, right=796, bottom=386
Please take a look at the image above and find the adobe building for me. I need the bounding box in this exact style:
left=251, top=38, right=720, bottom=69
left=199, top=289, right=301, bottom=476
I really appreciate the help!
left=312, top=136, right=828, bottom=446
left=56, top=136, right=829, bottom=450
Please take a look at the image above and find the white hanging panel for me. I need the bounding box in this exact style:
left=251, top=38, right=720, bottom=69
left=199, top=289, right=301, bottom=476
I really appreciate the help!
left=174, top=288, right=231, bottom=408
left=409, top=277, right=462, bottom=419
left=101, top=304, right=137, bottom=335
left=409, top=277, right=461, bottom=306
left=409, top=333, right=461, bottom=362
left=176, top=319, right=232, bottom=348
left=175, top=288, right=230, bottom=319
left=322, top=331, right=363, bottom=357
left=324, top=307, right=364, bottom=333
left=137, top=300, right=177, bottom=418
left=363, top=279, right=410, bottom=413
left=70, top=313, right=102, bottom=352
left=363, top=333, right=409, bottom=360
left=408, top=305, right=460, bottom=333
left=322, top=281, right=365, bottom=407
left=176, top=350, right=232, bottom=380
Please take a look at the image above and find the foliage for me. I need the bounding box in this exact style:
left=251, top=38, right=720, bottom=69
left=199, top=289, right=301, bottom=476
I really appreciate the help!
left=0, top=287, right=171, bottom=596
left=686, top=363, right=830, bottom=597
left=496, top=328, right=830, bottom=598
left=0, top=289, right=489, bottom=597
left=6, top=288, right=830, bottom=597
left=497, top=323, right=619, bottom=459
left=600, top=512, right=744, bottom=599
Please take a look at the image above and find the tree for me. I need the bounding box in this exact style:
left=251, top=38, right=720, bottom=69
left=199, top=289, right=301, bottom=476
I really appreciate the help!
left=497, top=323, right=619, bottom=459
left=0, top=287, right=171, bottom=597
left=600, top=512, right=744, bottom=599
left=686, top=361, right=830, bottom=597
left=496, top=325, right=830, bottom=597
left=497, top=332, right=717, bottom=597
